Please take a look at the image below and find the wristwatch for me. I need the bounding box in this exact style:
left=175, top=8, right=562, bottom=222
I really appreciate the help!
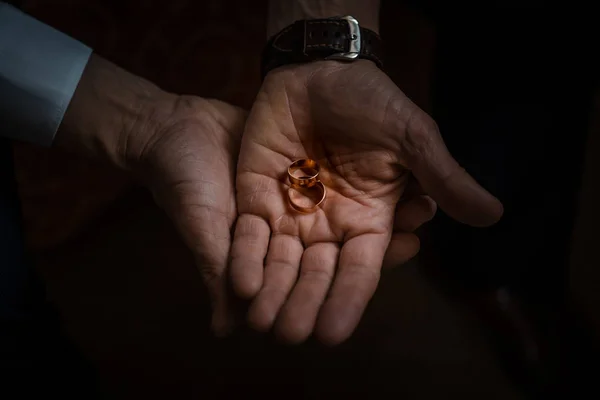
left=261, top=15, right=384, bottom=78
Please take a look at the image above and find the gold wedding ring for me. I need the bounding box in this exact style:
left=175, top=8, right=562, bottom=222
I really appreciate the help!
left=287, top=158, right=326, bottom=213
left=287, top=158, right=320, bottom=188
left=288, top=181, right=327, bottom=213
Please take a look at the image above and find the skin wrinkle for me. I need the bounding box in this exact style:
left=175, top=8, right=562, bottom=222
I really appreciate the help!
left=262, top=71, right=306, bottom=148
left=291, top=210, right=337, bottom=245
left=175, top=189, right=232, bottom=216
left=340, top=211, right=390, bottom=242
left=379, top=88, right=405, bottom=156
left=274, top=66, right=402, bottom=209
left=316, top=139, right=393, bottom=202
left=238, top=178, right=281, bottom=207
left=272, top=213, right=288, bottom=230
left=306, top=212, right=332, bottom=243
left=120, top=95, right=151, bottom=168
left=299, top=268, right=334, bottom=286
left=301, top=197, right=338, bottom=243
left=401, top=105, right=438, bottom=169
left=271, top=232, right=304, bottom=250
left=58, top=54, right=257, bottom=337
left=246, top=138, right=293, bottom=172
left=171, top=148, right=228, bottom=175
left=274, top=210, right=300, bottom=235
left=330, top=160, right=395, bottom=206
left=139, top=96, right=199, bottom=156
left=176, top=190, right=225, bottom=211
left=169, top=178, right=231, bottom=204
left=244, top=108, right=391, bottom=240
left=185, top=219, right=230, bottom=243
left=248, top=177, right=271, bottom=208
left=238, top=171, right=290, bottom=222
left=247, top=95, right=300, bottom=158
left=230, top=1, right=500, bottom=344
left=202, top=99, right=244, bottom=137
left=235, top=213, right=272, bottom=237
left=339, top=258, right=382, bottom=287
left=260, top=283, right=293, bottom=300
left=282, top=70, right=305, bottom=146
left=232, top=19, right=492, bottom=342
left=167, top=175, right=228, bottom=193
left=232, top=236, right=264, bottom=252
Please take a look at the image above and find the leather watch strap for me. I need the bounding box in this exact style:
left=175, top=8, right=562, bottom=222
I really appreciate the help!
left=262, top=17, right=384, bottom=78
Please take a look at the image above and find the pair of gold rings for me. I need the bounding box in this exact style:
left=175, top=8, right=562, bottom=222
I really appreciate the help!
left=287, top=159, right=326, bottom=213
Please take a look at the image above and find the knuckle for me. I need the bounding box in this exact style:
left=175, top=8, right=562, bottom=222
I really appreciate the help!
left=300, top=268, right=334, bottom=285
left=345, top=264, right=381, bottom=288
left=197, top=263, right=222, bottom=286
left=236, top=215, right=268, bottom=237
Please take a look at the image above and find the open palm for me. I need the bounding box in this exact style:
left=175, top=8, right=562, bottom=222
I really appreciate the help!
left=231, top=60, right=503, bottom=345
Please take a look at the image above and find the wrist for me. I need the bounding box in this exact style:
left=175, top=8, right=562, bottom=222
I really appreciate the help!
left=55, top=54, right=176, bottom=172
left=267, top=0, right=380, bottom=37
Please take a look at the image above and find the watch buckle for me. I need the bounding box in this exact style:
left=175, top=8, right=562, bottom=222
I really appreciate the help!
left=325, top=15, right=361, bottom=61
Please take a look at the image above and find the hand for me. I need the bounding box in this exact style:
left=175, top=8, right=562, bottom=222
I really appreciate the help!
left=230, top=60, right=503, bottom=345
left=56, top=56, right=246, bottom=335
left=138, top=97, right=246, bottom=335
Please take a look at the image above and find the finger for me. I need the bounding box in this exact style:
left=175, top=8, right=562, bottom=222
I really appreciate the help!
left=393, top=195, right=437, bottom=233
left=230, top=213, right=271, bottom=299
left=403, top=117, right=503, bottom=227
left=196, top=258, right=236, bottom=337
left=315, top=233, right=388, bottom=345
left=274, top=242, right=340, bottom=344
left=382, top=232, right=420, bottom=270
left=247, top=234, right=304, bottom=332
left=161, top=199, right=237, bottom=337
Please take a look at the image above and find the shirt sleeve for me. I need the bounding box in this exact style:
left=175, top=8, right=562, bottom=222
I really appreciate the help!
left=0, top=2, right=92, bottom=146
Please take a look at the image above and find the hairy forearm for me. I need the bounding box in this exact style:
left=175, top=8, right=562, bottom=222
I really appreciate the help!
left=267, top=0, right=380, bottom=37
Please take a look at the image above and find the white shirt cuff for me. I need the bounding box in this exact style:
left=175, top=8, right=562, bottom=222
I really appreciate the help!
left=0, top=3, right=92, bottom=146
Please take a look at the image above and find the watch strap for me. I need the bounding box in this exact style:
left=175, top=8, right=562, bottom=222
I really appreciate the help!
left=262, top=17, right=383, bottom=78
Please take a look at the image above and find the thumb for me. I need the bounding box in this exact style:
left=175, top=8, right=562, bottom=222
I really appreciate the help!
left=401, top=115, right=503, bottom=227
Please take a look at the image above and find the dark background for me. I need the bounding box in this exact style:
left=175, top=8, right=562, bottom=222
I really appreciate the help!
left=6, top=1, right=600, bottom=398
